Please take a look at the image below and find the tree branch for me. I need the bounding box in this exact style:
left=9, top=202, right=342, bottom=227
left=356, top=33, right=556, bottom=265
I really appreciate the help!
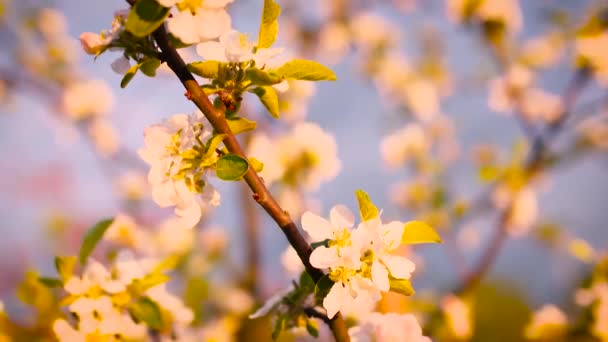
left=148, top=23, right=350, bottom=342
left=456, top=67, right=591, bottom=295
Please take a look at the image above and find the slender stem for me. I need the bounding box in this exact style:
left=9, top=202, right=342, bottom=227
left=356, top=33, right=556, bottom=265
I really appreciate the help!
left=456, top=210, right=509, bottom=293
left=149, top=24, right=350, bottom=341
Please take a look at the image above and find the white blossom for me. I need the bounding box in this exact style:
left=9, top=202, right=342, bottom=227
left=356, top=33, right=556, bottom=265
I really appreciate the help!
left=380, top=123, right=429, bottom=168
left=138, top=111, right=221, bottom=228
left=525, top=304, right=568, bottom=340
left=442, top=294, right=473, bottom=338
left=196, top=29, right=284, bottom=65
left=165, top=0, right=234, bottom=45
left=349, top=312, right=431, bottom=342
left=62, top=79, right=114, bottom=120
left=248, top=122, right=341, bottom=191
left=302, top=204, right=417, bottom=319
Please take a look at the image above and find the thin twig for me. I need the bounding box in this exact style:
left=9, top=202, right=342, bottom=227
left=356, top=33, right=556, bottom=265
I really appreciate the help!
left=457, top=68, right=591, bottom=294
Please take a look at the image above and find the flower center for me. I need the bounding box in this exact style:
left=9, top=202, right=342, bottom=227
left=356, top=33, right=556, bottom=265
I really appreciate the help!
left=328, top=266, right=356, bottom=283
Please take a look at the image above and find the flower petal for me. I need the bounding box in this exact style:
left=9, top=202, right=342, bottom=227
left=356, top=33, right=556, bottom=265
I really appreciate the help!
left=330, top=204, right=355, bottom=229
left=196, top=41, right=227, bottom=62
left=371, top=261, right=390, bottom=292
left=382, top=255, right=415, bottom=280
left=324, top=282, right=348, bottom=319
left=381, top=220, right=405, bottom=250
left=174, top=201, right=202, bottom=228
left=301, top=211, right=334, bottom=241
left=309, top=246, right=339, bottom=269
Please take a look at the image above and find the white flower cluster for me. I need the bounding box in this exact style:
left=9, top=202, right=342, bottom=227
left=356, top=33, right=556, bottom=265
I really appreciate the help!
left=349, top=312, right=431, bottom=342
left=248, top=122, right=341, bottom=191
left=488, top=64, right=562, bottom=123
left=302, top=205, right=416, bottom=319
left=53, top=251, right=193, bottom=341
left=138, top=111, right=221, bottom=228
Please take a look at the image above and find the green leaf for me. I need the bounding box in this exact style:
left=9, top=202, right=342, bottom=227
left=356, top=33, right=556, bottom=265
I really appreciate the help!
left=257, top=0, right=281, bottom=49
left=248, top=157, right=264, bottom=173
left=272, top=315, right=287, bottom=340
left=79, top=218, right=114, bottom=265
left=184, top=277, right=209, bottom=323
left=130, top=272, right=170, bottom=295
left=389, top=277, right=415, bottom=296
left=128, top=296, right=164, bottom=330
left=140, top=58, right=161, bottom=77
left=38, top=276, right=63, bottom=288
left=250, top=86, right=279, bottom=118
left=226, top=117, right=257, bottom=135
left=355, top=189, right=379, bottom=222
left=215, top=154, right=249, bottom=180
left=276, top=59, right=336, bottom=81
left=121, top=63, right=140, bottom=88
left=313, top=275, right=334, bottom=304
left=55, top=256, right=77, bottom=282
left=125, top=0, right=170, bottom=38
left=152, top=255, right=181, bottom=273
left=203, top=133, right=227, bottom=159
left=299, top=271, right=315, bottom=292
left=305, top=318, right=319, bottom=338
left=245, top=68, right=283, bottom=85
left=187, top=61, right=221, bottom=79
left=402, top=221, right=442, bottom=244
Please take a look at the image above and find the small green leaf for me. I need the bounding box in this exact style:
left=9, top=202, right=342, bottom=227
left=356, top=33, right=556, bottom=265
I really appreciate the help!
left=247, top=157, right=263, bottom=173
left=79, top=218, right=114, bottom=265
left=152, top=255, right=181, bottom=273
left=125, top=0, right=170, bottom=38
left=272, top=315, right=287, bottom=340
left=313, top=275, right=334, bottom=304
left=184, top=277, right=210, bottom=323
left=128, top=296, right=164, bottom=330
left=389, top=277, right=415, bottom=296
left=130, top=272, right=170, bottom=294
left=402, top=221, right=442, bottom=244
left=55, top=256, right=77, bottom=282
left=306, top=318, right=319, bottom=338
left=245, top=68, right=283, bottom=85
left=215, top=154, right=249, bottom=180
left=187, top=61, right=221, bottom=79
left=38, top=276, right=63, bottom=288
left=226, top=117, right=257, bottom=135
left=299, top=271, right=315, bottom=292
left=203, top=133, right=227, bottom=159
left=121, top=63, right=141, bottom=88
left=355, top=189, right=379, bottom=222
left=250, top=86, right=279, bottom=118
left=140, top=58, right=161, bottom=77
left=257, top=0, right=281, bottom=48
left=276, top=59, right=336, bottom=81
